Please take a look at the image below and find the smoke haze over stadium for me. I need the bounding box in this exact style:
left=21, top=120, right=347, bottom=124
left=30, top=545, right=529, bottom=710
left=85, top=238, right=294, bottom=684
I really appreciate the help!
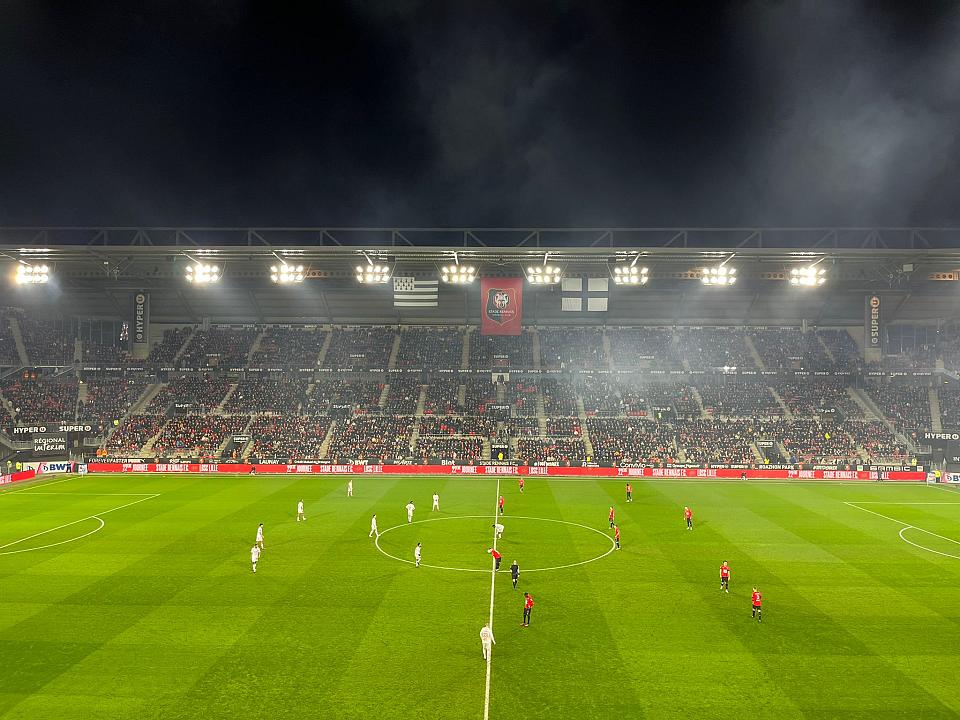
left=2, top=1, right=959, bottom=227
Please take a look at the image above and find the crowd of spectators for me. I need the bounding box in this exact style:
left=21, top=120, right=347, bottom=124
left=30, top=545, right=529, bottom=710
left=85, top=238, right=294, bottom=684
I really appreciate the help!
left=418, top=416, right=495, bottom=436
left=0, top=310, right=21, bottom=366
left=307, top=378, right=383, bottom=413
left=609, top=327, right=681, bottom=369
left=463, top=379, right=499, bottom=414
left=395, top=327, right=464, bottom=369
left=147, top=373, right=231, bottom=413
left=79, top=376, right=148, bottom=423
left=469, top=332, right=534, bottom=369
left=81, top=340, right=134, bottom=367
left=675, top=418, right=763, bottom=465
left=818, top=329, right=861, bottom=370
left=246, top=416, right=330, bottom=461
left=538, top=327, right=607, bottom=370
left=543, top=417, right=581, bottom=436
left=325, top=415, right=414, bottom=461
left=250, top=327, right=325, bottom=368
left=423, top=379, right=461, bottom=415
left=676, top=327, right=756, bottom=370
left=414, top=437, right=484, bottom=462
left=587, top=418, right=676, bottom=465
left=501, top=417, right=540, bottom=438
left=147, top=327, right=192, bottom=367
left=507, top=381, right=539, bottom=416
left=516, top=438, right=587, bottom=464
left=323, top=327, right=396, bottom=370
left=179, top=328, right=259, bottom=369
left=227, top=377, right=307, bottom=413
left=862, top=378, right=932, bottom=433
left=749, top=328, right=831, bottom=371
left=2, top=375, right=78, bottom=424
left=698, top=381, right=781, bottom=417
left=847, top=421, right=908, bottom=461
left=780, top=420, right=860, bottom=464
left=383, top=378, right=421, bottom=414
left=540, top=379, right=578, bottom=415
left=152, top=414, right=249, bottom=457
left=20, top=317, right=73, bottom=366
left=776, top=379, right=863, bottom=418
left=105, top=415, right=165, bottom=453
left=937, top=381, right=960, bottom=429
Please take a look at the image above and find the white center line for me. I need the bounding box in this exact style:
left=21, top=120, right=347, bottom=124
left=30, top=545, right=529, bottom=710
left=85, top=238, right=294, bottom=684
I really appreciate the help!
left=483, top=478, right=500, bottom=720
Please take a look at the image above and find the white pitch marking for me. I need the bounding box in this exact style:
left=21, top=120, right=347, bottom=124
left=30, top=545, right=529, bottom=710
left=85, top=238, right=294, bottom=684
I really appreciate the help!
left=0, top=493, right=160, bottom=553
left=0, top=476, right=74, bottom=495
left=0, top=517, right=106, bottom=556
left=846, top=501, right=960, bottom=560
left=374, top=515, right=616, bottom=572
left=483, top=478, right=500, bottom=720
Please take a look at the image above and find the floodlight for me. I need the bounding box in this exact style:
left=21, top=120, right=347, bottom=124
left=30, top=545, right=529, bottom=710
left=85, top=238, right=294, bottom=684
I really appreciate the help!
left=789, top=266, right=827, bottom=287
left=15, top=264, right=50, bottom=285
left=355, top=262, right=390, bottom=284
left=270, top=263, right=305, bottom=284
left=613, top=265, right=648, bottom=285
left=440, top=264, right=476, bottom=284
left=184, top=263, right=221, bottom=284
left=527, top=265, right=562, bottom=285
left=700, top=265, right=737, bottom=286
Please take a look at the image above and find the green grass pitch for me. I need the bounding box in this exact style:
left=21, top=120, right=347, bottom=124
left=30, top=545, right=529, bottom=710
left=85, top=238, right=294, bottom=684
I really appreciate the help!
left=2, top=473, right=960, bottom=719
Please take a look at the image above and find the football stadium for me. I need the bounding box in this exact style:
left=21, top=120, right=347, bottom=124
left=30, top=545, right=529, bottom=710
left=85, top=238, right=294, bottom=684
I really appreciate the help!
left=4, top=3, right=960, bottom=719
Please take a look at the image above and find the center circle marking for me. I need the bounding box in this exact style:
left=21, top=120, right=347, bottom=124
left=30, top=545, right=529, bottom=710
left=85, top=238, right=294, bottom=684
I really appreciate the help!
left=374, top=514, right=616, bottom=572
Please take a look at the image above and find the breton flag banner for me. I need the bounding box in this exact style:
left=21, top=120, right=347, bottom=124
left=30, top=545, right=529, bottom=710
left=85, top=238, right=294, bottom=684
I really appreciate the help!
left=561, top=277, right=609, bottom=312
left=393, top=277, right=439, bottom=307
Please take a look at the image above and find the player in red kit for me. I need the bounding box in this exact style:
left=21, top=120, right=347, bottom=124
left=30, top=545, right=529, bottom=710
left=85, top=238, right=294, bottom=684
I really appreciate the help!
left=719, top=561, right=730, bottom=593
left=488, top=547, right=502, bottom=570
left=684, top=506, right=693, bottom=530
left=625, top=482, right=632, bottom=502
left=613, top=524, right=620, bottom=550
left=498, top=495, right=505, bottom=515
left=608, top=506, right=615, bottom=528
left=522, top=592, right=534, bottom=626
left=518, top=477, right=525, bottom=493
left=751, top=587, right=762, bottom=622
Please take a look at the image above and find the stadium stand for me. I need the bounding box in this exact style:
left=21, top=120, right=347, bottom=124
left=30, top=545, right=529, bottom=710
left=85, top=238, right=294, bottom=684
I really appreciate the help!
left=2, top=375, right=78, bottom=425
left=608, top=327, right=681, bottom=369
left=247, top=416, right=330, bottom=461
left=325, top=415, right=415, bottom=461
left=304, top=378, right=383, bottom=414
left=20, top=317, right=72, bottom=366
left=178, top=328, right=259, bottom=369
left=468, top=331, right=534, bottom=369
left=105, top=415, right=164, bottom=454
left=538, top=327, right=607, bottom=369
left=250, top=327, right=325, bottom=368
left=323, top=327, right=396, bottom=370
left=151, top=414, right=249, bottom=458
left=227, top=377, right=307, bottom=413
left=395, top=327, right=464, bottom=369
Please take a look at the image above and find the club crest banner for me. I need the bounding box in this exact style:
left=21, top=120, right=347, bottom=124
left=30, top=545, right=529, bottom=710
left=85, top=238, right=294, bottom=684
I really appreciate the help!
left=481, top=278, right=523, bottom=335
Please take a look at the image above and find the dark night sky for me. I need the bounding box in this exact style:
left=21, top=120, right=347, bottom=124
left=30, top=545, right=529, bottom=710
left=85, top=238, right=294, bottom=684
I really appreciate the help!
left=1, top=1, right=959, bottom=227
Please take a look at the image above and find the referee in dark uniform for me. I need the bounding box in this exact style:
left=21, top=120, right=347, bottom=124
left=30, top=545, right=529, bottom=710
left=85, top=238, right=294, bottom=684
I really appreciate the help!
left=510, top=560, right=519, bottom=589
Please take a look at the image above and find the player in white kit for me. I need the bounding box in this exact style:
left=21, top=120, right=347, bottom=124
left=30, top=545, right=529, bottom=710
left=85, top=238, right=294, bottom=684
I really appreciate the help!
left=480, top=624, right=496, bottom=661
left=414, top=542, right=422, bottom=567
left=347, top=479, right=353, bottom=497
left=255, top=523, right=265, bottom=549
left=432, top=492, right=439, bottom=511
left=250, top=544, right=260, bottom=573
left=297, top=499, right=305, bottom=522
left=406, top=501, right=415, bottom=523
left=369, top=514, right=378, bottom=538
left=492, top=522, right=504, bottom=540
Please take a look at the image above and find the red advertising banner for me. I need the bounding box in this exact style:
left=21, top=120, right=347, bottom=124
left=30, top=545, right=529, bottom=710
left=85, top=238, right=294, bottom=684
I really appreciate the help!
left=82, top=462, right=926, bottom=482
left=480, top=278, right=523, bottom=336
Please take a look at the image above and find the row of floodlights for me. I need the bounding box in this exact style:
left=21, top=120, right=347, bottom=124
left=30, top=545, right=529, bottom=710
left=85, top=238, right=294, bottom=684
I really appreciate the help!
left=790, top=266, right=827, bottom=286
left=15, top=264, right=49, bottom=284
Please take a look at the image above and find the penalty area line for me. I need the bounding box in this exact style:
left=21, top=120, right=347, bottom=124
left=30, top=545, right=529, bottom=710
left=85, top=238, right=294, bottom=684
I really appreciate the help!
left=845, top=501, right=960, bottom=560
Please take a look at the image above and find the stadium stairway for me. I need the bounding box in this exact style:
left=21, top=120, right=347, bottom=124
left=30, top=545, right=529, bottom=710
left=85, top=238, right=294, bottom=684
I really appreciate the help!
left=745, top=335, right=766, bottom=370
left=851, top=388, right=917, bottom=452
left=817, top=333, right=836, bottom=364
left=132, top=383, right=164, bottom=414
left=602, top=330, right=613, bottom=370
left=246, top=331, right=265, bottom=364
left=929, top=388, right=943, bottom=432
left=387, top=333, right=401, bottom=369
left=691, top=386, right=709, bottom=419
left=378, top=384, right=389, bottom=408
left=576, top=396, right=595, bottom=458
left=8, top=316, right=28, bottom=365
left=769, top=386, right=794, bottom=420
left=846, top=387, right=878, bottom=420
left=316, top=328, right=333, bottom=367
left=73, top=338, right=82, bottom=364
left=318, top=418, right=336, bottom=458
left=535, top=391, right=547, bottom=436
left=141, top=419, right=170, bottom=456
left=216, top=384, right=238, bottom=413
left=532, top=329, right=541, bottom=371
left=173, top=327, right=197, bottom=364
left=461, top=328, right=471, bottom=369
